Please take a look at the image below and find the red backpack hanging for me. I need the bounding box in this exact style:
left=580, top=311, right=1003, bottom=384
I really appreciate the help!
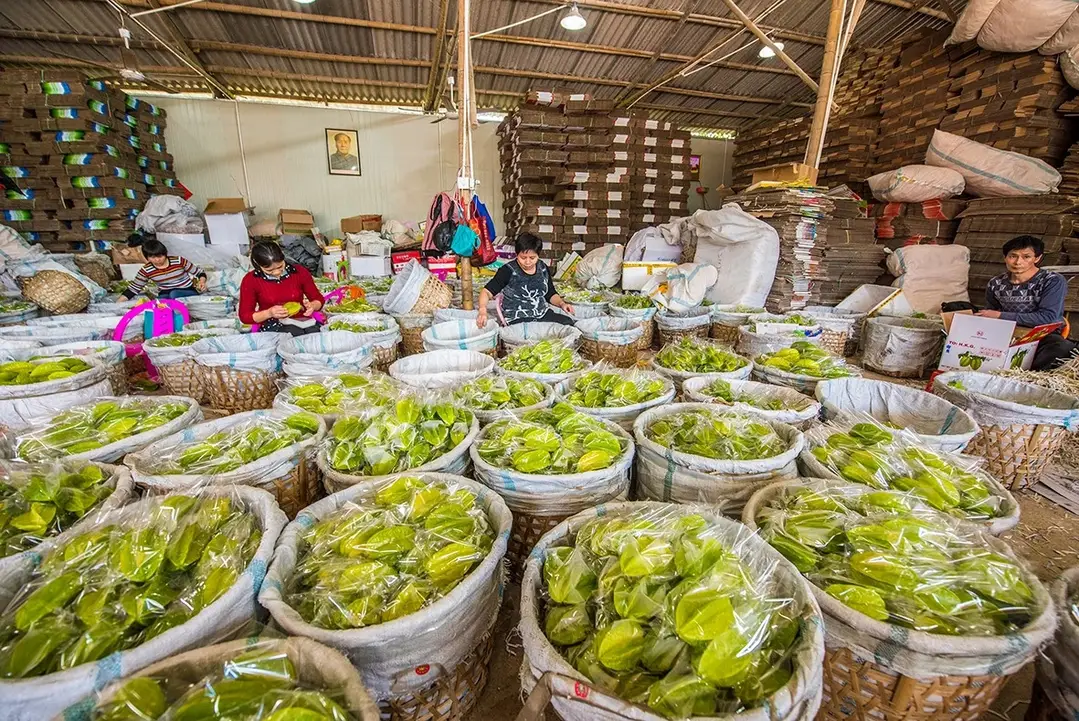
left=469, top=194, right=497, bottom=266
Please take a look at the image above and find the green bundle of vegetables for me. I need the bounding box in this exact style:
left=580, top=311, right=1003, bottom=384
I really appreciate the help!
left=757, top=483, right=1038, bottom=635
left=700, top=380, right=809, bottom=412
left=146, top=413, right=321, bottom=476
left=288, top=476, right=494, bottom=629
left=808, top=421, right=1006, bottom=521
left=353, top=276, right=393, bottom=295
left=0, top=357, right=92, bottom=385
left=454, top=376, right=547, bottom=411
left=654, top=336, right=748, bottom=375
left=279, top=374, right=398, bottom=416
left=559, top=288, right=610, bottom=304
left=0, top=461, right=117, bottom=558
left=326, top=398, right=473, bottom=476
left=727, top=305, right=765, bottom=314
left=92, top=644, right=356, bottom=720
left=477, top=403, right=627, bottom=474
left=325, top=298, right=380, bottom=314
left=756, top=342, right=854, bottom=379
left=541, top=507, right=804, bottom=718
left=646, top=409, right=786, bottom=461
left=499, top=340, right=586, bottom=375
left=0, top=299, right=35, bottom=314
left=327, top=319, right=385, bottom=334
left=18, top=399, right=190, bottom=461
left=563, top=371, right=667, bottom=409
left=146, top=332, right=211, bottom=348
left=613, top=295, right=655, bottom=310
left=0, top=494, right=262, bottom=678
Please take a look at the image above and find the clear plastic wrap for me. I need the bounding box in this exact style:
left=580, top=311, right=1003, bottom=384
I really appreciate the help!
left=557, top=366, right=675, bottom=414
left=532, top=503, right=817, bottom=720
left=274, top=373, right=400, bottom=418
left=752, top=479, right=1040, bottom=637
left=800, top=415, right=1019, bottom=531
left=499, top=339, right=589, bottom=377
left=645, top=407, right=788, bottom=462
left=325, top=314, right=396, bottom=335
left=454, top=375, right=552, bottom=413
left=611, top=294, right=657, bottom=311
left=682, top=378, right=822, bottom=431
left=324, top=297, right=381, bottom=315
left=745, top=313, right=821, bottom=333
left=0, top=356, right=105, bottom=403
left=653, top=336, right=750, bottom=376
left=755, top=343, right=855, bottom=381
left=285, top=475, right=495, bottom=630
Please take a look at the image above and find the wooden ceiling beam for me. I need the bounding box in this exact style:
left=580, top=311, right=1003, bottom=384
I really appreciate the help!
left=423, top=0, right=453, bottom=111
left=140, top=0, right=230, bottom=98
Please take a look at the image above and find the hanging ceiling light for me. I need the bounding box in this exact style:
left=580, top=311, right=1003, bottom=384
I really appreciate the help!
left=560, top=3, right=587, bottom=31
left=758, top=41, right=784, bottom=58
left=292, top=0, right=316, bottom=4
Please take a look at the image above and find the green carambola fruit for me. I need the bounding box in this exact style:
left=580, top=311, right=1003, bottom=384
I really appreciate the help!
left=655, top=336, right=747, bottom=373
left=564, top=371, right=666, bottom=409
left=455, top=376, right=546, bottom=411
left=476, top=404, right=624, bottom=475
left=499, top=340, right=584, bottom=374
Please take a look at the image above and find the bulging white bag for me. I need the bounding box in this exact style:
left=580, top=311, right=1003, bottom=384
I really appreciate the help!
left=691, top=204, right=780, bottom=308
left=574, top=244, right=624, bottom=289
left=926, top=129, right=1061, bottom=197
left=867, top=166, right=966, bottom=203
left=649, top=263, right=719, bottom=312
left=278, top=330, right=374, bottom=378
left=886, top=246, right=969, bottom=314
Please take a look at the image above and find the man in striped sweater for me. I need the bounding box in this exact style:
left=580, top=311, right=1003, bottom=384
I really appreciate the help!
left=121, top=238, right=208, bottom=300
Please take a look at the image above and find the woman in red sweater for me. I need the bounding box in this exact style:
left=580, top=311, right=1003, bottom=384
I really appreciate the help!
left=238, top=242, right=325, bottom=336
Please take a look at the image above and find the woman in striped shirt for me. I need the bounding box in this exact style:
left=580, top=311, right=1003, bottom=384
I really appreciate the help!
left=121, top=238, right=208, bottom=300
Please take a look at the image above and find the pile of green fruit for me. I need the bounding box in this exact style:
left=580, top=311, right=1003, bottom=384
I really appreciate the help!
left=701, top=379, right=810, bottom=413
left=613, top=295, right=655, bottom=310
left=724, top=305, right=766, bottom=314
left=500, top=340, right=586, bottom=375
left=288, top=476, right=494, bottom=629
left=646, top=409, right=786, bottom=461
left=0, top=494, right=262, bottom=678
left=0, top=461, right=117, bottom=558
left=562, top=371, right=667, bottom=409
left=541, top=508, right=804, bottom=718
left=455, top=376, right=547, bottom=411
left=756, top=483, right=1038, bottom=635
left=327, top=319, right=386, bottom=334
left=808, top=422, right=1006, bottom=520
left=747, top=314, right=817, bottom=332
left=477, top=403, right=627, bottom=474
left=559, top=288, right=610, bottom=304
left=0, top=299, right=35, bottom=314
left=325, top=298, right=380, bottom=314
left=0, top=357, right=93, bottom=385
left=326, top=398, right=473, bottom=476
left=18, top=399, right=191, bottom=461
left=353, top=276, right=393, bottom=295
left=146, top=332, right=211, bottom=348
left=756, top=342, right=854, bottom=379
left=279, top=374, right=398, bottom=416
left=654, top=336, right=748, bottom=375
left=91, top=646, right=356, bottom=721
left=147, top=413, right=321, bottom=476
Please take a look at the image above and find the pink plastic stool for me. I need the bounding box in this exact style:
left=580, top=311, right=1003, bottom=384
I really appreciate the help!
left=113, top=299, right=191, bottom=381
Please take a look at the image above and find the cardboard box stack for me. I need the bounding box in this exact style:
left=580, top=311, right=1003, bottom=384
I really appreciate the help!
left=1058, top=141, right=1079, bottom=196
left=952, top=196, right=1079, bottom=310
left=818, top=196, right=886, bottom=306
left=1, top=70, right=182, bottom=253
left=622, top=117, right=692, bottom=232
left=872, top=200, right=967, bottom=249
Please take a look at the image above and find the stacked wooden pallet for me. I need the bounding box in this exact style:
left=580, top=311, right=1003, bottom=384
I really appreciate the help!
left=0, top=70, right=181, bottom=253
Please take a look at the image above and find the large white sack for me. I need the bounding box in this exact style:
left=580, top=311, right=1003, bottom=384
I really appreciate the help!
left=278, top=330, right=374, bottom=378
left=651, top=263, right=719, bottom=312
left=574, top=244, right=624, bottom=289
left=0, top=379, right=112, bottom=431
left=1063, top=46, right=1079, bottom=90
left=886, top=245, right=969, bottom=314
left=926, top=129, right=1061, bottom=197
left=1042, top=8, right=1079, bottom=53
left=389, top=349, right=494, bottom=390
left=867, top=165, right=965, bottom=203
left=946, top=0, right=1004, bottom=44
left=979, top=0, right=1078, bottom=51
left=692, top=204, right=780, bottom=308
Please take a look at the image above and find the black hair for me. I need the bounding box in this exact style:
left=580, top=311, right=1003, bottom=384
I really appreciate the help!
left=141, top=238, right=168, bottom=258
left=514, top=233, right=543, bottom=254
left=250, top=241, right=286, bottom=269
left=1003, top=235, right=1044, bottom=258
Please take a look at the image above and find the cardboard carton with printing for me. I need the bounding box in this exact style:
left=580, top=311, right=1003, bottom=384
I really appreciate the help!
left=940, top=311, right=1061, bottom=372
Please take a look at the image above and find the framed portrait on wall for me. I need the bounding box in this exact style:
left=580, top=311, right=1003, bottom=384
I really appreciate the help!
left=326, top=128, right=361, bottom=176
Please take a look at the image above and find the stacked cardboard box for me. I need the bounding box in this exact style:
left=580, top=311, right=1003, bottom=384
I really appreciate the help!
left=952, top=197, right=1079, bottom=310
left=621, top=117, right=691, bottom=231
left=1, top=70, right=181, bottom=253
left=1056, top=138, right=1079, bottom=196
left=872, top=200, right=967, bottom=249
left=498, top=105, right=567, bottom=244
left=818, top=197, right=886, bottom=306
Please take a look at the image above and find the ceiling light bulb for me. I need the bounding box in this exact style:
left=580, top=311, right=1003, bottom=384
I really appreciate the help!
left=758, top=41, right=783, bottom=58
left=560, top=3, right=587, bottom=31
left=293, top=0, right=316, bottom=4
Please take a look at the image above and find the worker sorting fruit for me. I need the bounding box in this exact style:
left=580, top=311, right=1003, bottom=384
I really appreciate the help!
left=238, top=242, right=325, bottom=336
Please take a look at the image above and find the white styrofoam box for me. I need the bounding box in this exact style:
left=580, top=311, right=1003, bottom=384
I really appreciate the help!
left=622, top=262, right=676, bottom=291
left=120, top=264, right=143, bottom=281
left=350, top=255, right=392, bottom=277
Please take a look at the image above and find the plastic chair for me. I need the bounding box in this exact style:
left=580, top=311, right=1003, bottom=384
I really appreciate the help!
left=113, top=298, right=191, bottom=380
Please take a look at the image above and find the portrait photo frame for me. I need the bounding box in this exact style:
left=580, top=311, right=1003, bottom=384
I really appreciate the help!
left=326, top=128, right=361, bottom=176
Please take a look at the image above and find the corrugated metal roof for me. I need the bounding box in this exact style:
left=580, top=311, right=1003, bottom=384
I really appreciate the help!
left=0, top=0, right=969, bottom=130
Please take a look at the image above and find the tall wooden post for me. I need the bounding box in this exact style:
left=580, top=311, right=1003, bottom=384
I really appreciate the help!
left=457, top=0, right=475, bottom=310
left=804, top=0, right=847, bottom=169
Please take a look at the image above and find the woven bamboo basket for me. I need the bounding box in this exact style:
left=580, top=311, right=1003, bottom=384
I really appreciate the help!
left=73, top=257, right=111, bottom=289
left=477, top=344, right=500, bottom=359
left=394, top=313, right=435, bottom=357
left=579, top=337, right=638, bottom=368
left=710, top=322, right=741, bottom=345
left=400, top=327, right=426, bottom=356
left=261, top=455, right=322, bottom=518
left=409, top=275, right=453, bottom=314
left=104, top=362, right=128, bottom=396
left=818, top=329, right=849, bottom=357
left=658, top=324, right=709, bottom=347
left=382, top=632, right=494, bottom=721
left=19, top=270, right=90, bottom=315
left=634, top=319, right=655, bottom=350
left=157, top=360, right=206, bottom=404
left=965, top=423, right=1070, bottom=491
left=506, top=511, right=571, bottom=584
left=372, top=342, right=400, bottom=372
left=200, top=365, right=283, bottom=413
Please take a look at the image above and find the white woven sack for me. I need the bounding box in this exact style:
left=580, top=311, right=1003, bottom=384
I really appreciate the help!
left=500, top=322, right=582, bottom=350
left=654, top=263, right=720, bottom=313
left=1037, top=567, right=1079, bottom=719
left=0, top=380, right=113, bottom=432
left=278, top=330, right=374, bottom=378
left=179, top=294, right=235, bottom=321
left=184, top=318, right=248, bottom=332
left=27, top=314, right=137, bottom=343
left=0, top=485, right=287, bottom=721
left=192, top=333, right=283, bottom=374
left=433, top=308, right=478, bottom=323
left=933, top=370, right=1079, bottom=429
left=633, top=403, right=804, bottom=511
left=927, top=129, right=1061, bottom=197
left=816, top=378, right=977, bottom=453
left=87, top=300, right=143, bottom=315
left=752, top=363, right=862, bottom=396
left=608, top=305, right=657, bottom=324
left=324, top=314, right=401, bottom=352
left=470, top=418, right=634, bottom=515
left=867, top=165, right=965, bottom=203
left=574, top=244, right=624, bottom=289
left=127, top=409, right=327, bottom=492
left=570, top=301, right=609, bottom=320
left=946, top=0, right=1005, bottom=44
left=656, top=306, right=711, bottom=331
left=1063, top=46, right=1079, bottom=90
left=682, top=377, right=821, bottom=429
left=711, top=304, right=763, bottom=327
left=886, top=247, right=969, bottom=314
left=0, top=325, right=106, bottom=345
left=259, top=473, right=510, bottom=699
left=34, top=340, right=125, bottom=367
left=741, top=479, right=1052, bottom=679
left=802, top=306, right=861, bottom=334
left=554, top=374, right=676, bottom=431
left=389, top=349, right=494, bottom=390
left=0, top=356, right=110, bottom=403
left=519, top=501, right=825, bottom=721
left=575, top=316, right=643, bottom=347
left=204, top=268, right=246, bottom=299
left=1042, top=9, right=1079, bottom=54
left=0, top=307, right=40, bottom=326
left=648, top=354, right=753, bottom=392
left=0, top=339, right=43, bottom=362
left=143, top=329, right=234, bottom=368
left=15, top=395, right=203, bottom=464
left=382, top=259, right=434, bottom=315
left=737, top=327, right=823, bottom=359
left=421, top=319, right=499, bottom=352
left=497, top=362, right=593, bottom=387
